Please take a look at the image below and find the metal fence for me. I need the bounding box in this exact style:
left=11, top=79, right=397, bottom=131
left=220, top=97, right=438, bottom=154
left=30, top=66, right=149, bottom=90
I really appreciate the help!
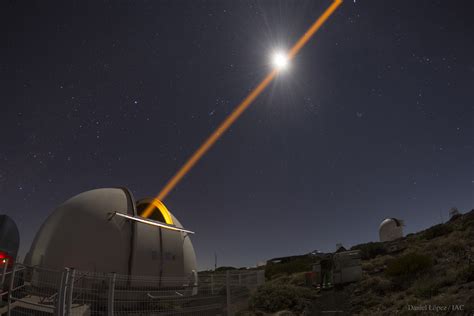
left=0, top=263, right=264, bottom=316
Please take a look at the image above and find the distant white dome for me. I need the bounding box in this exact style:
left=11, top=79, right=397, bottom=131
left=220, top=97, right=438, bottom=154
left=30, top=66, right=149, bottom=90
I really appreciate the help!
left=379, top=218, right=404, bottom=242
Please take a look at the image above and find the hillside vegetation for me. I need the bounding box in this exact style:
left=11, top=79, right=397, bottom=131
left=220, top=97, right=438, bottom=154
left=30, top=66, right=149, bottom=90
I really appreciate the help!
left=346, top=210, right=474, bottom=315
left=241, top=209, right=474, bottom=315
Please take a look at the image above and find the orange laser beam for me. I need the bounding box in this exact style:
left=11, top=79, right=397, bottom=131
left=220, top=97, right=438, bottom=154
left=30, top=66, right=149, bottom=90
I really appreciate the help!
left=289, top=0, right=342, bottom=58
left=142, top=0, right=342, bottom=218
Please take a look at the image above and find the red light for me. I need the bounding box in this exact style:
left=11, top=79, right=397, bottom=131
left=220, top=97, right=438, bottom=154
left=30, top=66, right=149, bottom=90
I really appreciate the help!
left=0, top=251, right=13, bottom=266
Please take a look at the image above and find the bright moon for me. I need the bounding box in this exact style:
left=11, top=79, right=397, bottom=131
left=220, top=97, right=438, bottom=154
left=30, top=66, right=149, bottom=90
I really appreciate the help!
left=272, top=51, right=289, bottom=71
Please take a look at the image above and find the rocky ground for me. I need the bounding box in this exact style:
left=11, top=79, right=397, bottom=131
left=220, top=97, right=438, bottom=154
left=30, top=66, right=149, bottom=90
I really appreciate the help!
left=239, top=209, right=474, bottom=315
left=344, top=210, right=474, bottom=315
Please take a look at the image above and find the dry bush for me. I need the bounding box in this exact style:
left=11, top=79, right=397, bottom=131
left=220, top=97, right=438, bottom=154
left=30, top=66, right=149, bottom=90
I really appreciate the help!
left=438, top=269, right=458, bottom=288
left=385, top=253, right=432, bottom=278
left=362, top=261, right=375, bottom=272
left=373, top=277, right=393, bottom=295
left=249, top=283, right=317, bottom=313
left=265, top=257, right=316, bottom=280
left=411, top=276, right=440, bottom=299
left=441, top=238, right=465, bottom=253
left=457, top=265, right=474, bottom=283
left=287, top=272, right=307, bottom=286
left=422, top=224, right=454, bottom=240
left=358, top=275, right=393, bottom=296
left=352, top=242, right=386, bottom=260
left=381, top=294, right=395, bottom=307
left=461, top=216, right=474, bottom=231
left=359, top=275, right=380, bottom=290
left=270, top=275, right=291, bottom=284
left=368, top=254, right=395, bottom=271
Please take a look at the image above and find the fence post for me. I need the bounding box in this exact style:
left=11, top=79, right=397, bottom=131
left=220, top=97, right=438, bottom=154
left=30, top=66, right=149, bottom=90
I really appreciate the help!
left=65, top=269, right=75, bottom=316
left=6, top=263, right=17, bottom=316
left=56, top=268, right=70, bottom=316
left=210, top=274, right=214, bottom=295
left=107, top=273, right=116, bottom=316
left=192, top=270, right=198, bottom=296
left=1, top=258, right=8, bottom=287
left=226, top=270, right=233, bottom=316
left=257, top=270, right=265, bottom=286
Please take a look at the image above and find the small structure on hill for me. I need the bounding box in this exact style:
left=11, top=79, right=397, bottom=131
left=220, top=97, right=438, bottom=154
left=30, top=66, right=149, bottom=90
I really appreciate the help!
left=332, top=250, right=362, bottom=285
left=266, top=254, right=309, bottom=265
left=379, top=218, right=404, bottom=242
left=449, top=207, right=461, bottom=221
left=311, top=248, right=362, bottom=288
left=335, top=243, right=347, bottom=253
left=266, top=247, right=362, bottom=288
left=385, top=239, right=407, bottom=254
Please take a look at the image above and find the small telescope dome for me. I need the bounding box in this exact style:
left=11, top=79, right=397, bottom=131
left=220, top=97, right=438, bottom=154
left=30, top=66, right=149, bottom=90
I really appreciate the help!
left=379, top=218, right=404, bottom=242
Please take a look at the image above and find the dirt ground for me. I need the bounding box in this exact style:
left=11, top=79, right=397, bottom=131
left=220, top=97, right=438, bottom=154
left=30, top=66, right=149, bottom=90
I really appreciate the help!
left=310, top=288, right=351, bottom=315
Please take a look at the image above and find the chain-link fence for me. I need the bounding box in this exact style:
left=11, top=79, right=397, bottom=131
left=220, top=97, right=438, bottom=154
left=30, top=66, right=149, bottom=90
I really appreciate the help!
left=0, top=263, right=264, bottom=315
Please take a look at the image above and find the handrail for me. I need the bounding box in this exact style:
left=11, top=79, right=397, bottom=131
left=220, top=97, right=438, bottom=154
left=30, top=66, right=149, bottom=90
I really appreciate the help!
left=110, top=211, right=195, bottom=234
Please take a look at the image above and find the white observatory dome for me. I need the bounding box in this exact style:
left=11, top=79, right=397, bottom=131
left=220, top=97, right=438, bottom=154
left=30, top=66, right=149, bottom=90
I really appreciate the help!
left=25, top=188, right=197, bottom=284
left=379, top=218, right=404, bottom=242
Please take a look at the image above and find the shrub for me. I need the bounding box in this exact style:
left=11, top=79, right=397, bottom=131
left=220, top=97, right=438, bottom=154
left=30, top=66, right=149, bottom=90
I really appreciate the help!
left=436, top=270, right=457, bottom=288
left=268, top=272, right=308, bottom=287
left=457, top=265, right=474, bottom=283
left=270, top=275, right=291, bottom=285
left=385, top=253, right=432, bottom=278
left=265, top=257, right=315, bottom=280
left=362, top=276, right=393, bottom=295
left=361, top=261, right=375, bottom=272
left=374, top=277, right=393, bottom=295
left=215, top=266, right=237, bottom=272
left=412, top=277, right=439, bottom=299
left=448, top=241, right=465, bottom=254
left=422, top=224, right=453, bottom=240
left=351, top=242, right=386, bottom=260
left=461, top=219, right=474, bottom=231
left=249, top=283, right=316, bottom=313
left=287, top=272, right=307, bottom=286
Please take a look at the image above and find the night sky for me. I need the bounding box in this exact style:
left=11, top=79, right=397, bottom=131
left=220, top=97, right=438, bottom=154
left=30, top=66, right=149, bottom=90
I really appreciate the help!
left=1, top=0, right=473, bottom=270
